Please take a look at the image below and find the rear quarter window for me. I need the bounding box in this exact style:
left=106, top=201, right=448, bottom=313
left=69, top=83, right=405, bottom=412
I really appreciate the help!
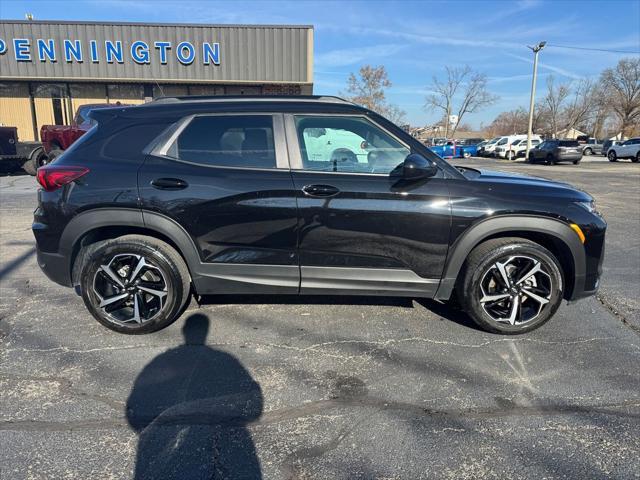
left=102, top=122, right=175, bottom=160
left=559, top=140, right=579, bottom=147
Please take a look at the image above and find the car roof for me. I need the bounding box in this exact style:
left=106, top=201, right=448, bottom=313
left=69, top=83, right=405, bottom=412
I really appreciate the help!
left=150, top=95, right=354, bottom=106
left=109, top=95, right=371, bottom=119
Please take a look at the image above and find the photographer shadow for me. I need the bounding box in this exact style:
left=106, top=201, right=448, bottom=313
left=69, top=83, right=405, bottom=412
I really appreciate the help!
left=126, top=313, right=263, bottom=479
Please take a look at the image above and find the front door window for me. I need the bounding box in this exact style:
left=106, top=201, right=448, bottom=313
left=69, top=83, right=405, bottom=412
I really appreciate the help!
left=294, top=115, right=409, bottom=174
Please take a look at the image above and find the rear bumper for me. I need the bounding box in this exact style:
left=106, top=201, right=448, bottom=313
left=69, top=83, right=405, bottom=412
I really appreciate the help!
left=556, top=152, right=583, bottom=161
left=36, top=248, right=73, bottom=287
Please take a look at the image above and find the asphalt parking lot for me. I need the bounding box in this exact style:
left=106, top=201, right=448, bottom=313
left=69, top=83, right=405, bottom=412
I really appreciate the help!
left=1, top=156, right=639, bottom=479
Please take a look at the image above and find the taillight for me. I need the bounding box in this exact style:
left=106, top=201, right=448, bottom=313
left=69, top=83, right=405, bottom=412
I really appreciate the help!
left=36, top=165, right=89, bottom=192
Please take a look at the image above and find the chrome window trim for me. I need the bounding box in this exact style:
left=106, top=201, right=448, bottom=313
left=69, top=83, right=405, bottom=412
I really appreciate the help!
left=284, top=113, right=411, bottom=175
left=150, top=112, right=289, bottom=170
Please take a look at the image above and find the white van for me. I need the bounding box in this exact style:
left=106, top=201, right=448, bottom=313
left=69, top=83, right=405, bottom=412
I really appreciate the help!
left=494, top=134, right=541, bottom=159
left=480, top=137, right=502, bottom=156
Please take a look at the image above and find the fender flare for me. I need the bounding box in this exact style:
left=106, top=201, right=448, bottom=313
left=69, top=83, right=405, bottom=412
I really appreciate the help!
left=60, top=208, right=202, bottom=275
left=434, top=215, right=585, bottom=300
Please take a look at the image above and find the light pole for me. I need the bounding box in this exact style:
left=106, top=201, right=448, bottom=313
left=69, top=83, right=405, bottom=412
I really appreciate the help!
left=525, top=41, right=546, bottom=160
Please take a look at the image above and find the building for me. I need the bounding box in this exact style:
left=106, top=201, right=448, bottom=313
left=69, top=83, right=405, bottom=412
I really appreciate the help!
left=0, top=20, right=314, bottom=141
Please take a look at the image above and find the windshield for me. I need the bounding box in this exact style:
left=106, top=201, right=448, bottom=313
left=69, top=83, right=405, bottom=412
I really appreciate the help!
left=488, top=137, right=501, bottom=144
left=497, top=138, right=508, bottom=145
left=512, top=139, right=522, bottom=146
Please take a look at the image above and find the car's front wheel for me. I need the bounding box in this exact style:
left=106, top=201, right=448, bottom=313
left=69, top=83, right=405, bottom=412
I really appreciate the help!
left=608, top=151, right=617, bottom=162
left=460, top=238, right=563, bottom=334
left=633, top=152, right=639, bottom=163
left=79, top=235, right=191, bottom=334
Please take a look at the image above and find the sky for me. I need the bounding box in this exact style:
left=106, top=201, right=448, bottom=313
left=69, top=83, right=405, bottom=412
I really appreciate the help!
left=1, top=0, right=639, bottom=128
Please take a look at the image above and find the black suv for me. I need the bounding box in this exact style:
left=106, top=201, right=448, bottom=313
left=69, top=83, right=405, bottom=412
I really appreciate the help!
left=33, top=96, right=606, bottom=335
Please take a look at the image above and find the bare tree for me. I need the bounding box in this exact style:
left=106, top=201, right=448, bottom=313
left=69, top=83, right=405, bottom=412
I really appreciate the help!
left=425, top=65, right=498, bottom=137
left=541, top=76, right=570, bottom=138
left=600, top=57, right=640, bottom=138
left=344, top=65, right=406, bottom=124
left=562, top=78, right=597, bottom=133
left=486, top=107, right=528, bottom=136
left=383, top=104, right=407, bottom=125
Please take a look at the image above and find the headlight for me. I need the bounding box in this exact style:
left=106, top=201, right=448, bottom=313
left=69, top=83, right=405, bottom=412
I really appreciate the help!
left=576, top=200, right=598, bottom=214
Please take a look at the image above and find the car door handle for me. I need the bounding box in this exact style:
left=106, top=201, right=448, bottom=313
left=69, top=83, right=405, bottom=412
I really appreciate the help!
left=151, top=178, right=189, bottom=190
left=301, top=184, right=340, bottom=197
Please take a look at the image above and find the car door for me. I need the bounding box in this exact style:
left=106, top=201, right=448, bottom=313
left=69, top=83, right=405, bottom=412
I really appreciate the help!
left=285, top=113, right=451, bottom=296
left=139, top=112, right=299, bottom=294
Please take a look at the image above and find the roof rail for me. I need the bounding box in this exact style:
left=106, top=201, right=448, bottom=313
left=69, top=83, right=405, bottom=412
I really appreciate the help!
left=149, top=95, right=354, bottom=105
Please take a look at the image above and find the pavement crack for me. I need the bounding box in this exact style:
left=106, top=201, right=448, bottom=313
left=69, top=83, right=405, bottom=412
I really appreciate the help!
left=1, top=398, right=639, bottom=432
left=597, top=292, right=640, bottom=336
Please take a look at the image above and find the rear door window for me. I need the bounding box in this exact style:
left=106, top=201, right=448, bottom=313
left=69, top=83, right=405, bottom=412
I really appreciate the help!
left=559, top=140, right=579, bottom=147
left=168, top=115, right=276, bottom=169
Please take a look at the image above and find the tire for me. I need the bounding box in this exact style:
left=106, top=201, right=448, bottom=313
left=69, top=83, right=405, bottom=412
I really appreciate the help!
left=633, top=152, right=639, bottom=163
left=584, top=148, right=592, bottom=156
left=546, top=154, right=555, bottom=165
left=573, top=158, right=581, bottom=165
left=459, top=237, right=564, bottom=334
left=608, top=151, right=617, bottom=162
left=22, top=148, right=48, bottom=175
left=79, top=235, right=191, bottom=334
left=47, top=149, right=64, bottom=163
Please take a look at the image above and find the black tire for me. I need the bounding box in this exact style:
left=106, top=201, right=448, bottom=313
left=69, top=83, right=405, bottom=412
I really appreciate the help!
left=633, top=152, right=639, bottom=163
left=22, top=148, right=48, bottom=175
left=546, top=154, right=555, bottom=165
left=79, top=235, right=191, bottom=334
left=47, top=149, right=64, bottom=163
left=608, top=150, right=617, bottom=162
left=459, top=237, right=564, bottom=334
left=584, top=148, right=592, bottom=156
left=573, top=158, right=581, bottom=165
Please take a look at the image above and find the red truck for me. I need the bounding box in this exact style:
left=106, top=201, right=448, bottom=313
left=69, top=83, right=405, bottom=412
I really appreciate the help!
left=40, top=103, right=130, bottom=161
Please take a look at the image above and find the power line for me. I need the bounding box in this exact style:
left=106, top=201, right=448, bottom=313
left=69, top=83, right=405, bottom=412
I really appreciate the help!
left=547, top=43, right=640, bottom=54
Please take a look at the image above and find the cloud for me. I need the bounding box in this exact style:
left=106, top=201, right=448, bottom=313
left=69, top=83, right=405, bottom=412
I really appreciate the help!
left=315, top=44, right=406, bottom=67
left=506, top=53, right=583, bottom=79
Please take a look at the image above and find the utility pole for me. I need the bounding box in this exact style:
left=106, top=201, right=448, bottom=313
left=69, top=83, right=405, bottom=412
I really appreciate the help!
left=526, top=41, right=546, bottom=160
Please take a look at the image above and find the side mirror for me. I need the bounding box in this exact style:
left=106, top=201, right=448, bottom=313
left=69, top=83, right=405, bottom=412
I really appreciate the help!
left=403, top=153, right=438, bottom=179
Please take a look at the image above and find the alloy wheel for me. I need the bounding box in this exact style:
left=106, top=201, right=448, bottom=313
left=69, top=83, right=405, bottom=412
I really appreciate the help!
left=92, top=253, right=168, bottom=325
left=478, top=255, right=553, bottom=326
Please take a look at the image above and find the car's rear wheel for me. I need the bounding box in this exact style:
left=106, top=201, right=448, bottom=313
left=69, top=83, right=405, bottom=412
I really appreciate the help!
left=608, top=151, right=617, bottom=162
left=459, top=238, right=563, bottom=334
left=79, top=235, right=191, bottom=334
left=573, top=158, right=581, bottom=165
left=546, top=154, right=555, bottom=165
left=584, top=148, right=592, bottom=155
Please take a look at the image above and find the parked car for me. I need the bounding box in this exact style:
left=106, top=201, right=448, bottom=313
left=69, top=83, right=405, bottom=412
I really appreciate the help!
left=494, top=135, right=541, bottom=160
left=479, top=136, right=502, bottom=156
left=34, top=95, right=606, bottom=335
left=428, top=139, right=477, bottom=158
left=580, top=138, right=603, bottom=156
left=40, top=103, right=131, bottom=161
left=511, top=138, right=542, bottom=159
left=601, top=139, right=622, bottom=156
left=0, top=126, right=47, bottom=175
left=606, top=137, right=640, bottom=162
left=528, top=139, right=583, bottom=165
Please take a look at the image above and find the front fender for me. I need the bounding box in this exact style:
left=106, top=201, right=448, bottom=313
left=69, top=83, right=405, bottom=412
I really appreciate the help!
left=434, top=215, right=585, bottom=300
